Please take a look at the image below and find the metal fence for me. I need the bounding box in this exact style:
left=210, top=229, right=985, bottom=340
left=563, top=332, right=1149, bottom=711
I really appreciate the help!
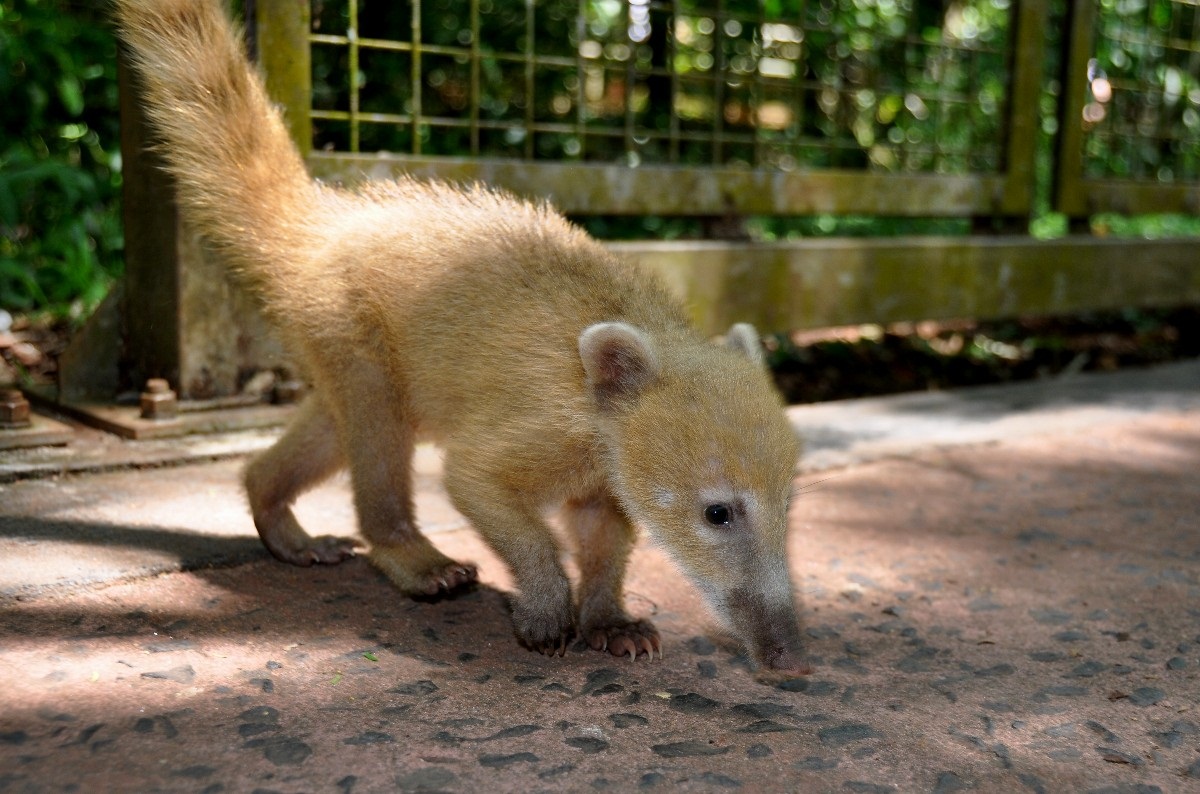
left=257, top=0, right=1047, bottom=219
left=253, top=0, right=1200, bottom=220
left=308, top=0, right=1010, bottom=172
left=1057, top=0, right=1200, bottom=215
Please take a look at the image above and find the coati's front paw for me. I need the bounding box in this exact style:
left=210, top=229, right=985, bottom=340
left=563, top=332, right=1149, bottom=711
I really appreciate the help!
left=270, top=534, right=361, bottom=567
left=512, top=600, right=575, bottom=657
left=584, top=619, right=661, bottom=661
left=370, top=546, right=478, bottom=597
left=414, top=561, right=478, bottom=596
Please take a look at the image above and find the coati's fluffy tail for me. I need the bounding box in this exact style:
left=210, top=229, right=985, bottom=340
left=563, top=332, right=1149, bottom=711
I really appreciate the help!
left=115, top=0, right=320, bottom=298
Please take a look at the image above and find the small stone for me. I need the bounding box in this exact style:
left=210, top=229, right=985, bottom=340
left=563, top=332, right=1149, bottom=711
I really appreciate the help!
left=565, top=736, right=608, bottom=753
left=1166, top=657, right=1188, bottom=670
left=697, top=660, right=718, bottom=678
left=818, top=723, right=880, bottom=746
left=669, top=692, right=719, bottom=713
left=746, top=743, right=772, bottom=758
left=478, top=752, right=538, bottom=768
left=735, top=720, right=793, bottom=733
left=1037, top=685, right=1089, bottom=698
left=639, top=772, right=666, bottom=787
left=776, top=678, right=838, bottom=695
left=650, top=740, right=730, bottom=758
left=1097, top=747, right=1143, bottom=766
left=685, top=636, right=716, bottom=655
left=731, top=702, right=794, bottom=719
left=1085, top=721, right=1120, bottom=743
left=260, top=736, right=312, bottom=766
left=1066, top=661, right=1107, bottom=678
left=486, top=725, right=542, bottom=740
left=396, top=768, right=455, bottom=791
left=1029, top=609, right=1072, bottom=626
left=794, top=756, right=838, bottom=771
left=895, top=647, right=939, bottom=673
left=933, top=771, right=969, bottom=793
left=581, top=668, right=621, bottom=696
left=1029, top=651, right=1066, bottom=662
left=140, top=665, right=195, bottom=684
left=389, top=680, right=438, bottom=696
left=1128, top=687, right=1166, bottom=706
left=344, top=731, right=394, bottom=745
left=1017, top=773, right=1046, bottom=793
left=608, top=713, right=648, bottom=729
left=806, top=625, right=840, bottom=639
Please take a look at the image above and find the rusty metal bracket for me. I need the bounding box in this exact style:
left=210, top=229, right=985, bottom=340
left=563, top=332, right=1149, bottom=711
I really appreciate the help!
left=0, top=390, right=73, bottom=451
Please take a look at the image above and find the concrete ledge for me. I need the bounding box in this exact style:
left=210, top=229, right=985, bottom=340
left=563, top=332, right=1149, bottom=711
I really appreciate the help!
left=611, top=236, right=1200, bottom=335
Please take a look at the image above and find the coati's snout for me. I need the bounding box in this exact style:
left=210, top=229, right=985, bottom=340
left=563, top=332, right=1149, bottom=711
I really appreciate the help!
left=579, top=321, right=808, bottom=673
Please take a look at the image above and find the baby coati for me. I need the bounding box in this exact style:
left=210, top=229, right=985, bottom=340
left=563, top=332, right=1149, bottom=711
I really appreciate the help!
left=116, top=0, right=808, bottom=672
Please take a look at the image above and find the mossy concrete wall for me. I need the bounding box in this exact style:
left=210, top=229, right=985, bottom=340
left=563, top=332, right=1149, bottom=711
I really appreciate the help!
left=610, top=237, right=1200, bottom=336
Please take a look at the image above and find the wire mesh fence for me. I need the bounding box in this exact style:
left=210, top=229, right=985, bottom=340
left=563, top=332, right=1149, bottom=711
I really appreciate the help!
left=307, top=0, right=1014, bottom=175
left=1081, top=0, right=1200, bottom=183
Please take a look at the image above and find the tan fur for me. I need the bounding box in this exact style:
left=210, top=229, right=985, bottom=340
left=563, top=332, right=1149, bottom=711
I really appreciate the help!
left=115, top=0, right=807, bottom=669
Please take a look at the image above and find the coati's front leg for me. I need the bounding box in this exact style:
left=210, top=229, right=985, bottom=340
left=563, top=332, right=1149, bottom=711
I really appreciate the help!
left=244, top=395, right=361, bottom=565
left=565, top=495, right=660, bottom=660
left=443, top=450, right=574, bottom=654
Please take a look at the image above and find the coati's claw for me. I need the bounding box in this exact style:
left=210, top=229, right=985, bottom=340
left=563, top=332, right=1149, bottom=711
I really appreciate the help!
left=512, top=598, right=574, bottom=657
left=419, top=563, right=478, bottom=595
left=529, top=633, right=570, bottom=657
left=284, top=535, right=360, bottom=567
left=585, top=619, right=660, bottom=661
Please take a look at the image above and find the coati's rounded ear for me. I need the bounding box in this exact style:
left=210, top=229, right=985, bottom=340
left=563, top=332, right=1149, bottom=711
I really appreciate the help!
left=725, top=322, right=765, bottom=367
left=579, top=322, right=660, bottom=403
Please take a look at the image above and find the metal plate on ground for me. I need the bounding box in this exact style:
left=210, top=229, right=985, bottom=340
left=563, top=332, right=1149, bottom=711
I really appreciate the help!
left=0, top=414, right=74, bottom=451
left=35, top=399, right=294, bottom=440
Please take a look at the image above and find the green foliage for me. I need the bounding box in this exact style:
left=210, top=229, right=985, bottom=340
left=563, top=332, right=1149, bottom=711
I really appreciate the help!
left=0, top=0, right=123, bottom=316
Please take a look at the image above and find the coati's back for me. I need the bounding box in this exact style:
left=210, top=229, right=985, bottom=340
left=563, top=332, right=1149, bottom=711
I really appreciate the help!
left=340, top=184, right=696, bottom=438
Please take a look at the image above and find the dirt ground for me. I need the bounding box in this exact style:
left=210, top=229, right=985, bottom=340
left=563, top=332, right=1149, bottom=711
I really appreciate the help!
left=2, top=391, right=1198, bottom=792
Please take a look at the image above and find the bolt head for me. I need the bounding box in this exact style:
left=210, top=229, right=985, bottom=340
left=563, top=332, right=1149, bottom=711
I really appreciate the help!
left=272, top=379, right=306, bottom=405
left=140, top=380, right=178, bottom=420
left=1, top=389, right=32, bottom=428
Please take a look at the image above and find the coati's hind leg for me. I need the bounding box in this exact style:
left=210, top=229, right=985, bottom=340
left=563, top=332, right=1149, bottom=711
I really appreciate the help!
left=565, top=495, right=660, bottom=660
left=331, top=363, right=476, bottom=597
left=244, top=395, right=361, bottom=565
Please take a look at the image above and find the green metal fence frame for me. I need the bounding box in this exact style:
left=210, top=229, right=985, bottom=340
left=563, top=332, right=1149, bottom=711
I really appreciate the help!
left=257, top=0, right=1047, bottom=221
left=1055, top=0, right=1200, bottom=218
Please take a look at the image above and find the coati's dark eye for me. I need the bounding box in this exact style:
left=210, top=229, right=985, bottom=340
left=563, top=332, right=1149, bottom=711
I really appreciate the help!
left=704, top=504, right=732, bottom=526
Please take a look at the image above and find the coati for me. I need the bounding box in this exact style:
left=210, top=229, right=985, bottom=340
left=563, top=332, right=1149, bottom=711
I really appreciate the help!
left=115, top=0, right=808, bottom=672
